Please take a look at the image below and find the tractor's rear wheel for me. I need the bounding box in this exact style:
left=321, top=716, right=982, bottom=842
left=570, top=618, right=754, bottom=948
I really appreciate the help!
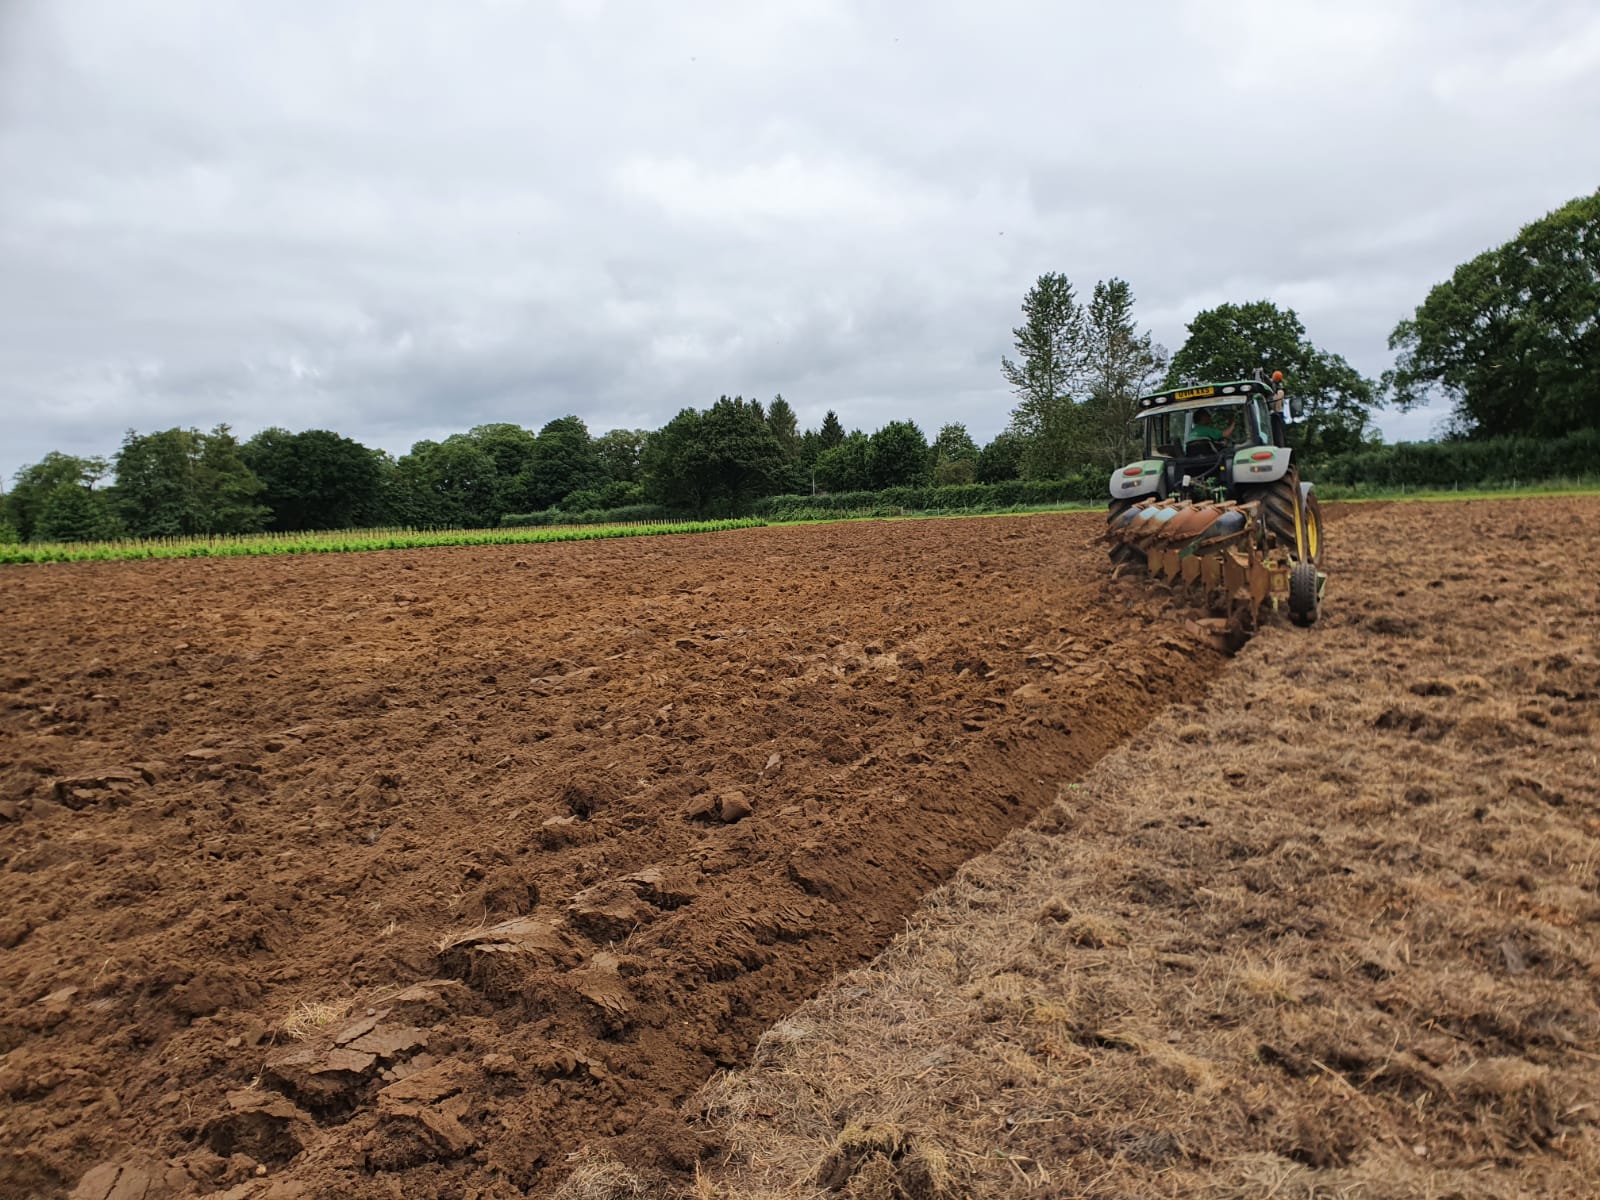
left=1289, top=561, right=1320, bottom=626
left=1302, top=491, right=1323, bottom=563
left=1240, top=475, right=1320, bottom=564
left=1107, top=499, right=1144, bottom=571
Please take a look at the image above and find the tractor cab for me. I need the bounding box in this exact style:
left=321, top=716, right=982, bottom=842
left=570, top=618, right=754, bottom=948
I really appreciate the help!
left=1109, top=377, right=1292, bottom=504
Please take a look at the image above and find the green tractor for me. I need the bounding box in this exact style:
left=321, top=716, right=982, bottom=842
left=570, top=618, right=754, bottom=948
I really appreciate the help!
left=1104, top=370, right=1325, bottom=634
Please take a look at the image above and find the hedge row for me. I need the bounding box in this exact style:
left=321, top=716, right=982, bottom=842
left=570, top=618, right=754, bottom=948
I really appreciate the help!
left=1311, top=431, right=1600, bottom=488
left=751, top=476, right=1100, bottom=519
left=501, top=504, right=676, bottom=526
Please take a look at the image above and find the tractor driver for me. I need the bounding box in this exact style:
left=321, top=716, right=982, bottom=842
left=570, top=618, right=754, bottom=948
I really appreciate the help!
left=1188, top=406, right=1236, bottom=447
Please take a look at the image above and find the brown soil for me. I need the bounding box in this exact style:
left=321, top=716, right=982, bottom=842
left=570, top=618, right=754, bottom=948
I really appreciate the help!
left=0, top=515, right=1219, bottom=1199
left=700, top=496, right=1600, bottom=1199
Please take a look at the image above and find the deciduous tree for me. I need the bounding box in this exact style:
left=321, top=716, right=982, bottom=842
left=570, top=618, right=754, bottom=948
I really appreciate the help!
left=243, top=428, right=386, bottom=531
left=814, top=431, right=871, bottom=493
left=1388, top=189, right=1599, bottom=438
left=595, top=428, right=649, bottom=483
left=1003, top=272, right=1089, bottom=477
left=931, top=423, right=979, bottom=484
left=112, top=425, right=268, bottom=537
left=386, top=437, right=499, bottom=528
left=1080, top=279, right=1168, bottom=470
left=4, top=452, right=110, bottom=541
left=975, top=431, right=1024, bottom=483
left=1168, top=301, right=1376, bottom=459
left=35, top=480, right=122, bottom=542
left=527, top=416, right=604, bottom=510
left=868, top=421, right=930, bottom=489
left=641, top=396, right=787, bottom=514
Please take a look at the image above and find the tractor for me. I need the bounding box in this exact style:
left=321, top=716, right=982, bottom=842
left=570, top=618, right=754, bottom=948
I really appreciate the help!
left=1103, top=370, right=1325, bottom=642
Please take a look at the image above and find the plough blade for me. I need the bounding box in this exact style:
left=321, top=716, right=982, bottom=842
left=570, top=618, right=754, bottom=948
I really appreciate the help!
left=1104, top=496, right=1306, bottom=648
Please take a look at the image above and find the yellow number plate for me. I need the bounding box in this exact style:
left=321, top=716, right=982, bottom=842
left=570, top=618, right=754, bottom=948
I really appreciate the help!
left=1173, top=386, right=1215, bottom=401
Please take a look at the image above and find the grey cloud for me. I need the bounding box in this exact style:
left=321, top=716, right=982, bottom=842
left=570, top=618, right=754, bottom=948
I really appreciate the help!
left=4, top=0, right=1599, bottom=481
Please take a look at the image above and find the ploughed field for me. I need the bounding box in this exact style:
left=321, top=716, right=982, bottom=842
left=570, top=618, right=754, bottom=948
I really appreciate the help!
left=0, top=515, right=1219, bottom=1199
left=703, top=496, right=1600, bottom=1199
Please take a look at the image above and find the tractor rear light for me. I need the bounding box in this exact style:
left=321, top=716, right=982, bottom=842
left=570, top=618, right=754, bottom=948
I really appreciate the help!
left=1122, top=467, right=1143, bottom=476
left=1250, top=450, right=1274, bottom=461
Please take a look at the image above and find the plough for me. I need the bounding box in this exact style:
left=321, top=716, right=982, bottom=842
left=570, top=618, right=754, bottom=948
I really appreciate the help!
left=1105, top=496, right=1321, bottom=652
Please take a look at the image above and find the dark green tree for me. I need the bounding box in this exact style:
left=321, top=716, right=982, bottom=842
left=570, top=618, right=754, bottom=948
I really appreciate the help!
left=816, top=410, right=846, bottom=451
left=813, top=431, right=871, bottom=492
left=1080, top=279, right=1168, bottom=470
left=975, top=431, right=1025, bottom=483
left=595, top=428, right=649, bottom=483
left=931, top=423, right=979, bottom=485
left=1003, top=272, right=1090, bottom=477
left=34, top=480, right=123, bottom=542
left=5, top=452, right=110, bottom=541
left=761, top=396, right=809, bottom=493
left=112, top=425, right=269, bottom=537
left=766, top=395, right=801, bottom=458
left=641, top=409, right=709, bottom=511
left=641, top=396, right=787, bottom=514
left=796, top=410, right=843, bottom=481
left=1388, top=189, right=1600, bottom=438
left=462, top=423, right=538, bottom=514
left=196, top=426, right=270, bottom=533
left=242, top=428, right=386, bottom=531
left=526, top=416, right=605, bottom=509
left=385, top=436, right=500, bottom=528
left=796, top=428, right=822, bottom=473
left=868, top=421, right=930, bottom=489
left=1167, top=300, right=1376, bottom=458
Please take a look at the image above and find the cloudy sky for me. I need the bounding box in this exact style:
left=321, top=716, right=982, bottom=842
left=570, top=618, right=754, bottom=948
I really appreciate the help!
left=2, top=0, right=1598, bottom=482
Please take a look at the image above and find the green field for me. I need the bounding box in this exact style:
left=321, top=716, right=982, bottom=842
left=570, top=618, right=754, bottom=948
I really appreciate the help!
left=0, top=518, right=765, bottom=565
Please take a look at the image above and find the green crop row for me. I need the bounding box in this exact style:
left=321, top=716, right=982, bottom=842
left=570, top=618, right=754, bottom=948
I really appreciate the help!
left=0, top=518, right=766, bottom=564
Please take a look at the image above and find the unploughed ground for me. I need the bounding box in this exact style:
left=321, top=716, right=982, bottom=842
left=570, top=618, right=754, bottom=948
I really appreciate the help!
left=1, top=515, right=1219, bottom=1200
left=698, top=497, right=1600, bottom=1199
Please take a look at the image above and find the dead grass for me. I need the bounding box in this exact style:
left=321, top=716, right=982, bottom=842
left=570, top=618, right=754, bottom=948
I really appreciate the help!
left=276, top=998, right=350, bottom=1042
left=694, top=497, right=1600, bottom=1198
left=553, top=1149, right=647, bottom=1199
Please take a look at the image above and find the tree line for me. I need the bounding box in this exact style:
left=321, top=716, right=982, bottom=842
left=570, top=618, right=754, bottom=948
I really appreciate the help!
left=5, top=188, right=1593, bottom=543
left=0, top=400, right=1011, bottom=542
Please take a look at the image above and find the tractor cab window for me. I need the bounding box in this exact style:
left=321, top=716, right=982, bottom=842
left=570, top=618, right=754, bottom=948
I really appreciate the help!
left=1249, top=395, right=1271, bottom=446
left=1142, top=403, right=1247, bottom=457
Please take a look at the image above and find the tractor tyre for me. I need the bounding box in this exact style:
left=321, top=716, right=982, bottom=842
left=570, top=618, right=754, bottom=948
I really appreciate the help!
left=1301, top=491, right=1324, bottom=564
left=1240, top=475, right=1320, bottom=564
left=1289, top=561, right=1320, bottom=626
left=1107, top=499, right=1144, bottom=571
